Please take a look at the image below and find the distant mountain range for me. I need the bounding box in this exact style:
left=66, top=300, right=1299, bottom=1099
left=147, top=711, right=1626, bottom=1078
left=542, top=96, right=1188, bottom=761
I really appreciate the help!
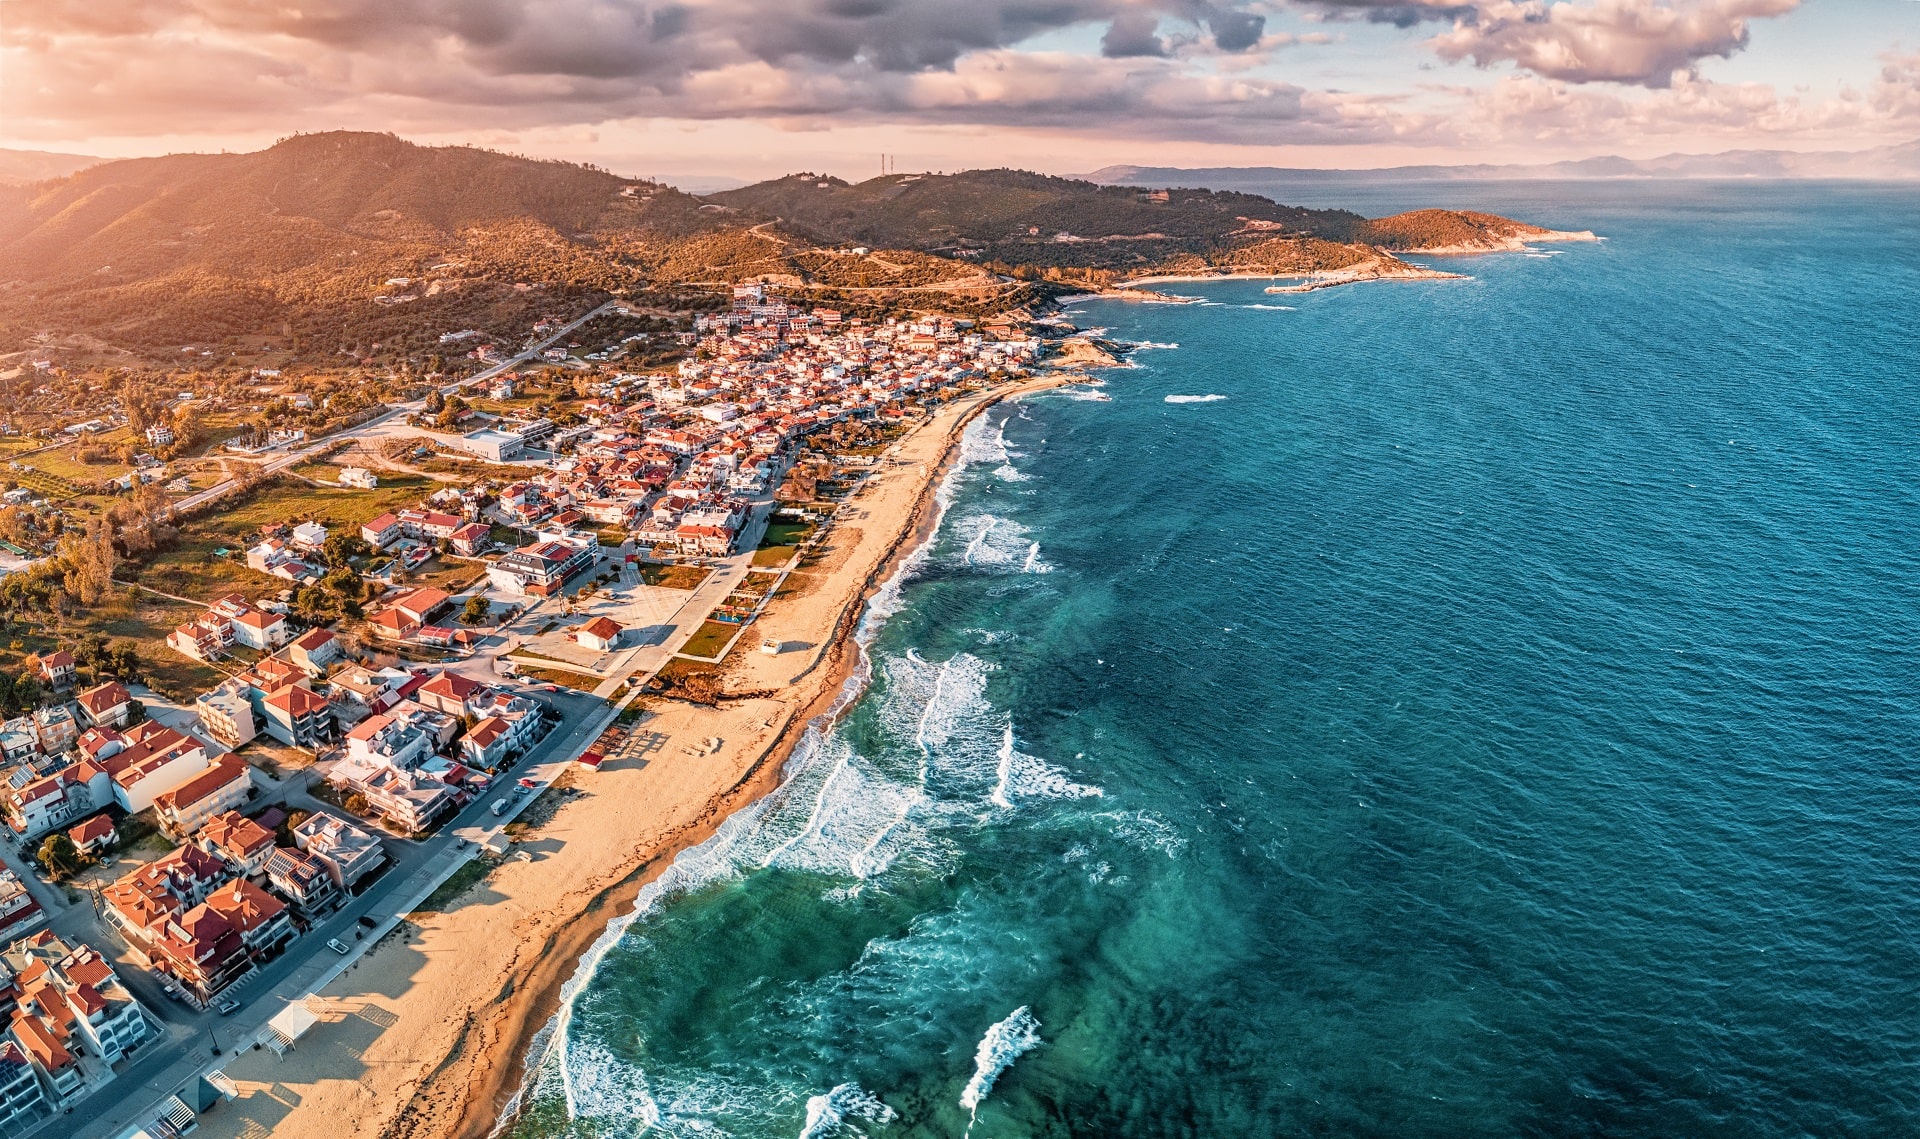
left=0, top=132, right=1567, bottom=361
left=0, top=148, right=102, bottom=186
left=1086, top=140, right=1920, bottom=189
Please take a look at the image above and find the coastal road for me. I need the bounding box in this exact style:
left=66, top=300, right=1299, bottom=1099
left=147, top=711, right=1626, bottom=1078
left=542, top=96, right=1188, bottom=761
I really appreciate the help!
left=47, top=685, right=614, bottom=1139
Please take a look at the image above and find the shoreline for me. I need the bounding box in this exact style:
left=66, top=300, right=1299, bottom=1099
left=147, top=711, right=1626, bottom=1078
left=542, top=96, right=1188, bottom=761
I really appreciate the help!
left=324, top=372, right=1072, bottom=1139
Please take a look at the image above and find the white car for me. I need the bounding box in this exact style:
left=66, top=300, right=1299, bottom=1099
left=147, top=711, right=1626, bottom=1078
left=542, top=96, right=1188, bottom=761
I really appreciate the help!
left=326, top=938, right=351, bottom=955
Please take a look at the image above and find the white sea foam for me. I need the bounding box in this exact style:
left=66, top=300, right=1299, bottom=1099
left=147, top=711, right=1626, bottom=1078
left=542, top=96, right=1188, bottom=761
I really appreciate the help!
left=1121, top=339, right=1179, bottom=350
left=1097, top=809, right=1190, bottom=858
left=506, top=405, right=1069, bottom=1135
left=960, top=1007, right=1044, bottom=1120
left=1164, top=393, right=1228, bottom=404
left=1241, top=303, right=1296, bottom=310
left=956, top=513, right=1052, bottom=573
left=992, top=723, right=1102, bottom=809
left=992, top=462, right=1030, bottom=482
left=799, top=1082, right=896, bottom=1139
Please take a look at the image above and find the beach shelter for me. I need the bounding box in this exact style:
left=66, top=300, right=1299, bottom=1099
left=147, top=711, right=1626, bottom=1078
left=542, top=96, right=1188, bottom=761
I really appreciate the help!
left=258, top=1000, right=321, bottom=1056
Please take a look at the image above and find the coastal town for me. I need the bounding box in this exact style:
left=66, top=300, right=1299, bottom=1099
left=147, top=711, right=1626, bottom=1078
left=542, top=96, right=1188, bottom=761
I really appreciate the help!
left=0, top=285, right=1054, bottom=1139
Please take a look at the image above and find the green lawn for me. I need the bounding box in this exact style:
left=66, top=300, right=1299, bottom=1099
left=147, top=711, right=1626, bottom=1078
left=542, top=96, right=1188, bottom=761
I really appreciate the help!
left=0, top=589, right=227, bottom=701
left=409, top=855, right=499, bottom=915
left=678, top=620, right=741, bottom=660
left=515, top=665, right=604, bottom=693
left=638, top=563, right=711, bottom=590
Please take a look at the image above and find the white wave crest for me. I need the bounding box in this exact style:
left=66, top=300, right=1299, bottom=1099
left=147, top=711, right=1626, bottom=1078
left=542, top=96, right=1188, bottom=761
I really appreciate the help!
left=1164, top=393, right=1228, bottom=404
left=991, top=462, right=1030, bottom=482
left=960, top=1007, right=1044, bottom=1120
left=1240, top=303, right=1296, bottom=310
left=992, top=723, right=1101, bottom=809
left=1122, top=339, right=1179, bottom=350
left=800, top=1082, right=896, bottom=1139
left=508, top=406, right=1064, bottom=1136
left=956, top=513, right=1052, bottom=574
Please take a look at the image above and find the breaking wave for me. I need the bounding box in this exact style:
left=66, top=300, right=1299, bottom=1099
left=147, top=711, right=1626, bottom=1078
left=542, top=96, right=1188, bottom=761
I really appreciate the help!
left=960, top=1007, right=1044, bottom=1120
left=798, top=1083, right=895, bottom=1139
left=1164, top=393, right=1228, bottom=403
left=955, top=513, right=1053, bottom=574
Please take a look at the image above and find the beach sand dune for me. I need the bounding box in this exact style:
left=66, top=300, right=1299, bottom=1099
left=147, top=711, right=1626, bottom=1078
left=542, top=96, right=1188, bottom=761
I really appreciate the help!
left=188, top=376, right=1064, bottom=1139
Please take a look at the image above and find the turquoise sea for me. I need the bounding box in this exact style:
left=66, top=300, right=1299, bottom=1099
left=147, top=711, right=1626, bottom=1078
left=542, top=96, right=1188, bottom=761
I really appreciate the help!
left=512, top=181, right=1920, bottom=1138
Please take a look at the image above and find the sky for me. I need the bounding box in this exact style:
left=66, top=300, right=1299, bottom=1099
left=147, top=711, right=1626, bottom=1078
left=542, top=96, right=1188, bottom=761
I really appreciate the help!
left=0, top=0, right=1916, bottom=181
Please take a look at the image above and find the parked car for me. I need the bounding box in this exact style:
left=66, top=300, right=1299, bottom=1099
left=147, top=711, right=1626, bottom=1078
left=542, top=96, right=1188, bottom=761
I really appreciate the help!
left=326, top=938, right=350, bottom=955
left=216, top=998, right=241, bottom=1016
left=491, top=798, right=508, bottom=816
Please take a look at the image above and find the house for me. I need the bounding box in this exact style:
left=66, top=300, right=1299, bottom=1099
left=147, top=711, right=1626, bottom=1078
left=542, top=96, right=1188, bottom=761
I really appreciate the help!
left=344, top=712, right=434, bottom=773
left=8, top=1010, right=80, bottom=1103
left=291, top=521, right=328, bottom=551
left=448, top=522, right=491, bottom=557
left=36, top=651, right=74, bottom=690
left=326, top=758, right=457, bottom=834
left=391, top=587, right=452, bottom=627
left=287, top=627, right=341, bottom=676
left=293, top=812, right=387, bottom=889
left=98, top=722, right=212, bottom=815
left=413, top=671, right=486, bottom=717
left=366, top=608, right=419, bottom=641
left=0, top=719, right=36, bottom=764
left=228, top=606, right=289, bottom=651
left=147, top=905, right=252, bottom=1006
left=460, top=716, right=513, bottom=769
left=574, top=616, right=623, bottom=653
left=168, top=614, right=234, bottom=662
left=487, top=532, right=599, bottom=597
left=155, top=758, right=253, bottom=839
left=0, top=866, right=46, bottom=944
left=264, top=847, right=339, bottom=917
left=201, top=878, right=296, bottom=961
left=326, top=665, right=418, bottom=713
left=260, top=683, right=334, bottom=750
left=67, top=815, right=115, bottom=858
left=195, top=811, right=275, bottom=878
left=195, top=678, right=258, bottom=749
left=396, top=509, right=463, bottom=541
left=0, top=760, right=109, bottom=840
left=32, top=706, right=75, bottom=755
left=0, top=1039, right=51, bottom=1132
left=145, top=423, right=175, bottom=447
left=101, top=844, right=231, bottom=951
left=361, top=513, right=404, bottom=549
left=2, top=931, right=153, bottom=1074
left=75, top=681, right=132, bottom=729
left=338, top=467, right=378, bottom=490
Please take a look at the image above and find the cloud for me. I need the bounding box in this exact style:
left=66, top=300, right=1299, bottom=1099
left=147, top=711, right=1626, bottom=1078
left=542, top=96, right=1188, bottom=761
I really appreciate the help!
left=1429, top=0, right=1799, bottom=87
left=0, top=0, right=1899, bottom=161
left=1102, top=12, right=1169, bottom=56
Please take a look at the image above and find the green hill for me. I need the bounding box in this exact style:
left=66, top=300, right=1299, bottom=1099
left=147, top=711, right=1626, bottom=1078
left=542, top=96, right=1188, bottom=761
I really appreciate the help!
left=711, top=168, right=1367, bottom=271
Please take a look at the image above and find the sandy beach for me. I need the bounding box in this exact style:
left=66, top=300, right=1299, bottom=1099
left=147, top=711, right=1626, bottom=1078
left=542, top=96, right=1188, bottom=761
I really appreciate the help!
left=185, top=373, right=1067, bottom=1139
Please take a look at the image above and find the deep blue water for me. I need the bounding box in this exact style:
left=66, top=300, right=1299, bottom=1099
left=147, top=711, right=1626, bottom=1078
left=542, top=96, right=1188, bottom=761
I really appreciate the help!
left=515, top=181, right=1920, bottom=1138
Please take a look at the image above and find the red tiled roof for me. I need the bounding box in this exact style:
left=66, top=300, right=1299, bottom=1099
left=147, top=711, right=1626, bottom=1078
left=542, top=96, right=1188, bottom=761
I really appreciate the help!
left=77, top=681, right=131, bottom=715
left=155, top=757, right=248, bottom=815
left=265, top=684, right=329, bottom=716
left=292, top=627, right=337, bottom=651
left=69, top=815, right=115, bottom=843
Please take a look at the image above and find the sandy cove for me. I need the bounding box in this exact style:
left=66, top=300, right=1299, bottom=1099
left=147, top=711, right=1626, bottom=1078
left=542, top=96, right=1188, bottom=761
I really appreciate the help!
left=185, top=372, right=1069, bottom=1139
